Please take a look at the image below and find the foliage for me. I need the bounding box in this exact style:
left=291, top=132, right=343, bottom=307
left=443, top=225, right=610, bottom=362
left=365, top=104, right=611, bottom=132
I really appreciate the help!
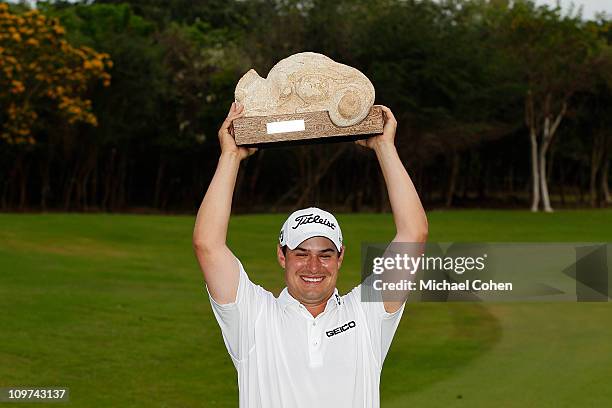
left=0, top=2, right=111, bottom=145
left=0, top=0, right=610, bottom=211
left=40, top=2, right=165, bottom=147
left=495, top=0, right=602, bottom=112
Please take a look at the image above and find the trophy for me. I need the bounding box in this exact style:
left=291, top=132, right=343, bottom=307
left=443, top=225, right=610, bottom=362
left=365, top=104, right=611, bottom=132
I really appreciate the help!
left=233, top=52, right=383, bottom=146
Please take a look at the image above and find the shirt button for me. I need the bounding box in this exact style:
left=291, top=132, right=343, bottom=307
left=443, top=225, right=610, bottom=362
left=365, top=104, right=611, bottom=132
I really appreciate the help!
left=312, top=321, right=316, bottom=326
left=313, top=340, right=319, bottom=346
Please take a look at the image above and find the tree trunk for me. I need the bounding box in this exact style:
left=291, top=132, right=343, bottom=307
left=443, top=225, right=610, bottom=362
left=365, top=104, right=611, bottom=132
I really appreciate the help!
left=75, top=148, right=96, bottom=211
left=558, top=159, right=565, bottom=206
left=589, top=131, right=605, bottom=208
left=507, top=164, right=514, bottom=195
left=40, top=145, right=53, bottom=211
left=294, top=146, right=346, bottom=209
left=154, top=154, right=166, bottom=209
left=116, top=151, right=128, bottom=210
left=247, top=150, right=265, bottom=209
left=605, top=133, right=612, bottom=205
left=91, top=154, right=98, bottom=210
left=63, top=173, right=74, bottom=211
left=460, top=159, right=468, bottom=200
left=63, top=157, right=79, bottom=211
left=589, top=156, right=600, bottom=208
left=1, top=152, right=21, bottom=210
left=330, top=169, right=338, bottom=208
left=577, top=168, right=585, bottom=205
left=445, top=152, right=460, bottom=208
left=272, top=184, right=299, bottom=211
left=102, top=148, right=116, bottom=211
left=18, top=157, right=30, bottom=211
left=539, top=114, right=553, bottom=213
left=529, top=126, right=540, bottom=212
left=109, top=151, right=127, bottom=211
left=272, top=148, right=309, bottom=211
left=86, top=149, right=98, bottom=210
left=0, top=174, right=8, bottom=210
left=538, top=99, right=566, bottom=213
left=538, top=145, right=552, bottom=213
left=478, top=154, right=489, bottom=202
left=601, top=158, right=611, bottom=205
left=526, top=91, right=540, bottom=212
left=80, top=155, right=96, bottom=211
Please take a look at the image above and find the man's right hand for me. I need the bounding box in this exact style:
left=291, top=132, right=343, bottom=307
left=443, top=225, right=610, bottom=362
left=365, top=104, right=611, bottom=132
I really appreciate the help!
left=218, top=101, right=258, bottom=160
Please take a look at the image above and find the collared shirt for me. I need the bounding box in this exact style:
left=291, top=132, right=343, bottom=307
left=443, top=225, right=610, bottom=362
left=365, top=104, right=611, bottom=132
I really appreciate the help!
left=207, top=257, right=405, bottom=408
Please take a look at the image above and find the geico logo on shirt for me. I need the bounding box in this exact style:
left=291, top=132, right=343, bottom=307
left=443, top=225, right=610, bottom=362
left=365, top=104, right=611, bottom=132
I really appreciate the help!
left=326, top=320, right=356, bottom=337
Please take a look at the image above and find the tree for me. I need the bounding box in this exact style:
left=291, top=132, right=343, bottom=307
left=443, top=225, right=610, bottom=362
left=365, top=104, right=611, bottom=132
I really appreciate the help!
left=43, top=2, right=167, bottom=210
left=0, top=2, right=111, bottom=145
left=583, top=18, right=612, bottom=206
left=495, top=1, right=602, bottom=212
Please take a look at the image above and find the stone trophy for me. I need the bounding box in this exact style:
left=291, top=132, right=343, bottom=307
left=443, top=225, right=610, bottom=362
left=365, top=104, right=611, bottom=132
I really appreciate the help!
left=232, top=52, right=383, bottom=146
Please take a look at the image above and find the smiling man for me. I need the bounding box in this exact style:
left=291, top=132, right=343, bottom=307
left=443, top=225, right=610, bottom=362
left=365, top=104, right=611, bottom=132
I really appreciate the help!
left=193, top=101, right=428, bottom=407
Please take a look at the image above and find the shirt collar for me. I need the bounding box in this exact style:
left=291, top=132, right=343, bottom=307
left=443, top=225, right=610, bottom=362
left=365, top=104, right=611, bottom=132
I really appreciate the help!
left=278, top=287, right=341, bottom=311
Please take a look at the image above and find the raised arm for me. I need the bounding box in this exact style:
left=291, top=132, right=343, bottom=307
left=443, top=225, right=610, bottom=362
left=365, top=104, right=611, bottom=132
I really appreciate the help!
left=193, top=102, right=257, bottom=304
left=356, top=105, right=428, bottom=312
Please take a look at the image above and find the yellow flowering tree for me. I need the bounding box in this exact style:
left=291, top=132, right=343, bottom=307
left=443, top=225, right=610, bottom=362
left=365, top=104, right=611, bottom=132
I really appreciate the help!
left=0, top=2, right=112, bottom=144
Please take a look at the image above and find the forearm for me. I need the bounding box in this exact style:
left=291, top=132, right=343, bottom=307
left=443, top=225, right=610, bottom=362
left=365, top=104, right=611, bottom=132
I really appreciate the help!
left=374, top=141, right=428, bottom=242
left=193, top=151, right=242, bottom=249
left=374, top=141, right=427, bottom=311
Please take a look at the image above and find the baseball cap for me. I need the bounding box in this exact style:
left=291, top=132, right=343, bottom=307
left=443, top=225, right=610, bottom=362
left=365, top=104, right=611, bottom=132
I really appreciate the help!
left=279, top=207, right=343, bottom=252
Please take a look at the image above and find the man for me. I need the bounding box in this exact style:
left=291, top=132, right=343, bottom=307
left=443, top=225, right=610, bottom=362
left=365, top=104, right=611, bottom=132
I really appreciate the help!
left=193, top=101, right=428, bottom=407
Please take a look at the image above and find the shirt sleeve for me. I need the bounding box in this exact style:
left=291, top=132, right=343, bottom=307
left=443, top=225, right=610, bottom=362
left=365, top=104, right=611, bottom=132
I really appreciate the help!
left=350, top=274, right=406, bottom=368
left=206, top=257, right=268, bottom=364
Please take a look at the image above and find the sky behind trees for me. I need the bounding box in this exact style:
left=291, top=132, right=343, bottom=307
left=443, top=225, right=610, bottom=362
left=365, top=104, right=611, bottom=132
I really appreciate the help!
left=535, top=0, right=610, bottom=19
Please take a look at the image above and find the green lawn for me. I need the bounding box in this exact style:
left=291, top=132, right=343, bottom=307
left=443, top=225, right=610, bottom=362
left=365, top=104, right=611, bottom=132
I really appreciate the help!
left=1, top=210, right=611, bottom=407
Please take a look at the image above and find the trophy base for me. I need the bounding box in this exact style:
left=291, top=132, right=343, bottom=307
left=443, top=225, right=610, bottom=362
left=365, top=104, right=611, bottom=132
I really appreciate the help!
left=233, top=106, right=383, bottom=146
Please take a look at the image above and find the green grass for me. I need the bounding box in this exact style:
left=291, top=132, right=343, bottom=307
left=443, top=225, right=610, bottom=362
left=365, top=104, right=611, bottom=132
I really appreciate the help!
left=1, top=210, right=611, bottom=407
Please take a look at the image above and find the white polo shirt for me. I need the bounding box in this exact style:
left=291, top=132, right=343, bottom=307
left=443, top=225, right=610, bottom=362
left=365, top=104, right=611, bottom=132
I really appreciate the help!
left=207, top=257, right=405, bottom=408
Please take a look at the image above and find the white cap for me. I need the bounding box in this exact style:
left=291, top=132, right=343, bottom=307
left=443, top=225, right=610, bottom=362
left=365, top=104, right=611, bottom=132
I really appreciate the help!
left=279, top=207, right=343, bottom=252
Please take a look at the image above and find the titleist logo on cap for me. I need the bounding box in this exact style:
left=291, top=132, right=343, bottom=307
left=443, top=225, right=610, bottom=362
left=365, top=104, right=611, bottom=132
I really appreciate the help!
left=291, top=214, right=336, bottom=230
